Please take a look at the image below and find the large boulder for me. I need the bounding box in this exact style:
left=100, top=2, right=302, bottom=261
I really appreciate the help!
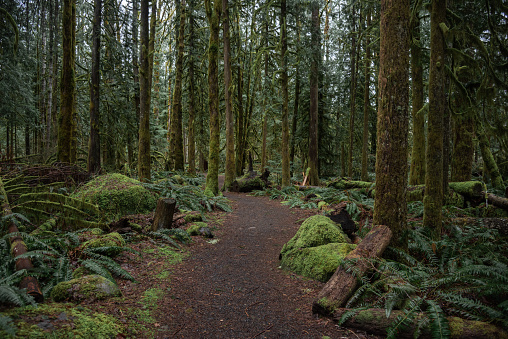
left=71, top=173, right=157, bottom=219
left=51, top=275, right=121, bottom=302
left=281, top=243, right=357, bottom=282
left=280, top=215, right=350, bottom=258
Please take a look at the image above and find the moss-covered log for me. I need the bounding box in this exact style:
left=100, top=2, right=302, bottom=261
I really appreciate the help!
left=332, top=308, right=508, bottom=339
left=312, top=225, right=392, bottom=316
left=230, top=170, right=270, bottom=193
left=485, top=193, right=508, bottom=212
left=449, top=217, right=508, bottom=236
left=0, top=177, right=43, bottom=302
left=327, top=178, right=374, bottom=190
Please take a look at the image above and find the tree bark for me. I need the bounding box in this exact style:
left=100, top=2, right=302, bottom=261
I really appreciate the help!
left=476, top=118, right=504, bottom=190
left=204, top=0, right=221, bottom=196
left=88, top=0, right=102, bottom=174
left=373, top=0, right=410, bottom=249
left=348, top=6, right=357, bottom=179
left=424, top=0, right=447, bottom=234
left=361, top=12, right=371, bottom=182
left=312, top=225, right=392, bottom=316
left=137, top=0, right=151, bottom=182
left=169, top=0, right=185, bottom=171
left=152, top=198, right=176, bottom=231
left=308, top=1, right=320, bottom=186
left=223, top=0, right=235, bottom=190
left=187, top=0, right=196, bottom=174
left=281, top=0, right=290, bottom=187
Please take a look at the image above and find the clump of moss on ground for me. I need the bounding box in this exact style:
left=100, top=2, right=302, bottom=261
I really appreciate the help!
left=71, top=173, right=157, bottom=220
left=1, top=303, right=122, bottom=338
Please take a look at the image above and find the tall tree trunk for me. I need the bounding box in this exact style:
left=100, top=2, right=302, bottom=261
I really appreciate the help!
left=290, top=15, right=301, bottom=166
left=260, top=18, right=268, bottom=172
left=308, top=1, right=320, bottom=186
left=223, top=0, right=235, bottom=190
left=361, top=12, right=371, bottom=182
left=424, top=0, right=446, bottom=234
left=409, top=13, right=426, bottom=185
left=476, top=117, right=504, bottom=189
left=58, top=0, right=76, bottom=163
left=374, top=0, right=410, bottom=249
left=204, top=0, right=221, bottom=196
left=187, top=0, right=196, bottom=174
left=88, top=0, right=102, bottom=173
left=348, top=7, right=357, bottom=178
left=451, top=114, right=474, bottom=181
left=131, top=0, right=140, bottom=169
left=281, top=0, right=290, bottom=187
left=170, top=0, right=185, bottom=171
left=137, top=0, right=151, bottom=181
left=69, top=1, right=77, bottom=163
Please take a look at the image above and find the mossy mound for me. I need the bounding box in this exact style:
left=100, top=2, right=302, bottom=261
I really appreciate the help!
left=184, top=213, right=203, bottom=223
left=281, top=243, right=357, bottom=282
left=1, top=303, right=122, bottom=338
left=187, top=222, right=208, bottom=236
left=280, top=215, right=350, bottom=258
left=80, top=232, right=125, bottom=256
left=51, top=275, right=121, bottom=302
left=71, top=173, right=157, bottom=219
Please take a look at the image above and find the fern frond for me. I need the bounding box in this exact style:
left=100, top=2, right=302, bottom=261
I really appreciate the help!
left=0, top=285, right=34, bottom=306
left=80, top=259, right=115, bottom=283
left=426, top=299, right=450, bottom=338
left=147, top=231, right=181, bottom=249
left=386, top=296, right=423, bottom=339
left=0, top=314, right=17, bottom=337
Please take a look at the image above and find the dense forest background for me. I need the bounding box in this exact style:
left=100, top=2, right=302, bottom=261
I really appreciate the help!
left=0, top=0, right=507, bottom=189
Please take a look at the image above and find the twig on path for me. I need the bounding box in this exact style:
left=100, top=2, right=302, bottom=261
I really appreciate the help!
left=245, top=301, right=264, bottom=317
left=172, top=324, right=185, bottom=336
left=249, top=324, right=273, bottom=339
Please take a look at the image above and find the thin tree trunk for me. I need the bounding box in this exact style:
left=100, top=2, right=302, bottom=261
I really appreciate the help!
left=88, top=0, right=102, bottom=173
left=187, top=0, right=196, bottom=174
left=374, top=0, right=410, bottom=249
left=204, top=0, right=221, bottom=196
left=308, top=1, right=320, bottom=186
left=361, top=12, right=371, bottom=182
left=223, top=0, right=235, bottom=190
left=348, top=7, right=357, bottom=178
left=290, top=15, right=301, bottom=165
left=138, top=0, right=151, bottom=181
left=424, top=0, right=446, bottom=234
left=281, top=0, right=290, bottom=187
left=170, top=0, right=185, bottom=171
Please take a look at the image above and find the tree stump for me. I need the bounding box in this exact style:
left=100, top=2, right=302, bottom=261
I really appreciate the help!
left=312, top=225, right=392, bottom=316
left=152, top=198, right=176, bottom=231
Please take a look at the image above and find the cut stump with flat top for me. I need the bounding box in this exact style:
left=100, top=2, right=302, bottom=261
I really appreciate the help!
left=312, top=225, right=392, bottom=316
left=152, top=198, right=176, bottom=231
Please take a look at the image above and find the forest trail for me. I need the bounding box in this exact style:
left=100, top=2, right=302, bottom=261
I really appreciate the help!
left=155, top=188, right=375, bottom=338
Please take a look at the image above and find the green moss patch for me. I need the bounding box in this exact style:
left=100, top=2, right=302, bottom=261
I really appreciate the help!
left=71, top=173, right=157, bottom=219
left=187, top=222, right=208, bottom=236
left=280, top=215, right=350, bottom=258
left=80, top=232, right=126, bottom=256
left=280, top=243, right=356, bottom=282
left=1, top=303, right=122, bottom=338
left=51, top=275, right=121, bottom=302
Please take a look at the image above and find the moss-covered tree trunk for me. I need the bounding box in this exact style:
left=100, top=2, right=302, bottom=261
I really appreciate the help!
left=169, top=0, right=185, bottom=171
left=348, top=6, right=357, bottom=179
left=290, top=15, right=301, bottom=166
left=409, top=14, right=425, bottom=185
left=88, top=0, right=101, bottom=174
left=57, top=0, right=76, bottom=163
left=476, top=118, right=504, bottom=189
left=423, top=0, right=446, bottom=233
left=308, top=1, right=320, bottom=186
left=131, top=0, right=140, bottom=170
left=361, top=12, right=371, bottom=182
left=137, top=0, right=151, bottom=182
left=223, top=0, right=235, bottom=190
left=204, top=0, right=221, bottom=196
left=187, top=1, right=196, bottom=174
left=260, top=19, right=269, bottom=172
left=373, top=0, right=410, bottom=249
left=451, top=115, right=474, bottom=181
left=281, top=0, right=290, bottom=187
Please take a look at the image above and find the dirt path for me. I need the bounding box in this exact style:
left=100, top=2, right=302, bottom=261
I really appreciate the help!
left=155, top=191, right=374, bottom=338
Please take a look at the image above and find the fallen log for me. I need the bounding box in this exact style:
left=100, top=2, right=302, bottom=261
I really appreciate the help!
left=312, top=225, right=392, bottom=316
left=333, top=308, right=508, bottom=339
left=230, top=169, right=270, bottom=193
left=449, top=217, right=508, bottom=236
left=485, top=192, right=508, bottom=211
left=327, top=178, right=374, bottom=190
left=0, top=177, right=43, bottom=302
left=152, top=197, right=176, bottom=231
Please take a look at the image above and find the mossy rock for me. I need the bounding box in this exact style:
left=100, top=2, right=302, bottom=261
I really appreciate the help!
left=280, top=215, right=350, bottom=258
left=280, top=243, right=357, bottom=282
left=80, top=232, right=125, bottom=256
left=71, top=173, right=158, bottom=219
left=172, top=175, right=185, bottom=185
left=187, top=222, right=208, bottom=236
left=184, top=213, right=203, bottom=223
left=51, top=275, right=121, bottom=302
left=72, top=266, right=91, bottom=279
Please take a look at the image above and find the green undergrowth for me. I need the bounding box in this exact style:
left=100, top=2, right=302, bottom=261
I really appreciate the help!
left=124, top=288, right=164, bottom=337
left=338, top=221, right=508, bottom=338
